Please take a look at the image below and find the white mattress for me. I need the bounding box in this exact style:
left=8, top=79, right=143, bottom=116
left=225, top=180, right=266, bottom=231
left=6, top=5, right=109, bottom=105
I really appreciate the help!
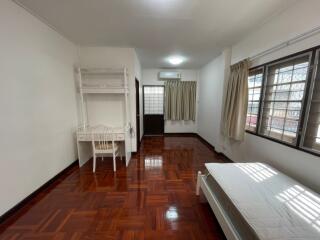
left=205, top=162, right=320, bottom=240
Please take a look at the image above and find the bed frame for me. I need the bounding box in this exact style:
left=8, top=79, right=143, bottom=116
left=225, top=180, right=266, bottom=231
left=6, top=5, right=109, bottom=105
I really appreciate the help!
left=196, top=171, right=241, bottom=240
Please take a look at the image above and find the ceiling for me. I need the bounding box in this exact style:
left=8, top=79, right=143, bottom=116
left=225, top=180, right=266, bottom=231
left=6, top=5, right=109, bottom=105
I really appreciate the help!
left=14, top=0, right=296, bottom=68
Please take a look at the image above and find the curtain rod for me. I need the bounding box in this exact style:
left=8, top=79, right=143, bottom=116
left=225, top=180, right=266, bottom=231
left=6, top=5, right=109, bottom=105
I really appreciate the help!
left=249, top=25, right=320, bottom=61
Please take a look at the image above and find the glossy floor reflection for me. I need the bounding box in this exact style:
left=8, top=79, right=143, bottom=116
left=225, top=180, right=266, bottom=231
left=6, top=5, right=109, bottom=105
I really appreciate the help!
left=0, top=136, right=228, bottom=239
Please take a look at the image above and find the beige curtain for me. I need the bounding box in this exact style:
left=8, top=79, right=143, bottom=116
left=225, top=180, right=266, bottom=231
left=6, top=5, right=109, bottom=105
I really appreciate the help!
left=165, top=81, right=197, bottom=121
left=221, top=59, right=249, bottom=141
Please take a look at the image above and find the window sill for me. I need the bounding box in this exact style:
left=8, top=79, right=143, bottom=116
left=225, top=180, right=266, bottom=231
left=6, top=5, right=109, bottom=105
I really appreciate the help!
left=245, top=130, right=320, bottom=158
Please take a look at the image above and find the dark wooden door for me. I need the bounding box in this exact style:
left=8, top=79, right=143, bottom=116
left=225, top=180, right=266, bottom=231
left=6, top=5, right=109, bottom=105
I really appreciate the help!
left=143, top=86, right=164, bottom=135
left=135, top=79, right=141, bottom=149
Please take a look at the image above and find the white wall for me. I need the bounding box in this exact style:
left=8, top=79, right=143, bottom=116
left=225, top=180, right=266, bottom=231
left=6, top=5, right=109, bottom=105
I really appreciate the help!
left=78, top=47, right=139, bottom=151
left=0, top=0, right=78, bottom=216
left=232, top=0, right=320, bottom=66
left=142, top=69, right=199, bottom=133
left=199, top=0, right=320, bottom=192
left=198, top=49, right=231, bottom=153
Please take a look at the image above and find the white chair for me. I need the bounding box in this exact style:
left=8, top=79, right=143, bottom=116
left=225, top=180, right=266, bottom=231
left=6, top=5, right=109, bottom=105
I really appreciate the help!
left=91, top=128, right=121, bottom=172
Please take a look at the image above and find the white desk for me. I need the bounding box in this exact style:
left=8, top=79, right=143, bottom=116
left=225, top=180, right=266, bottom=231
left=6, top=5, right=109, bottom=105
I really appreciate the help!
left=76, top=125, right=131, bottom=167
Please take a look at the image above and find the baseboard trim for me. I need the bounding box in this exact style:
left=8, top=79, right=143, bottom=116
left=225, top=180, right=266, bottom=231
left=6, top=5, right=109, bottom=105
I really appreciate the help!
left=195, top=134, right=233, bottom=163
left=145, top=132, right=233, bottom=163
left=194, top=133, right=216, bottom=152
left=0, top=160, right=78, bottom=224
left=164, top=132, right=197, bottom=137
left=143, top=133, right=197, bottom=137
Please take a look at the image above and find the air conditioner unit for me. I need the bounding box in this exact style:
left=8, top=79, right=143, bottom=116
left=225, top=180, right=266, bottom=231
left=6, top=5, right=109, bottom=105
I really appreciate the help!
left=158, top=71, right=181, bottom=80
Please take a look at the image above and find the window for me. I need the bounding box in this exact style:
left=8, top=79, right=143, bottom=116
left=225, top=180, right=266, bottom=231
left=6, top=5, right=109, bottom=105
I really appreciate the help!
left=245, top=46, right=320, bottom=156
left=246, top=68, right=263, bottom=132
left=301, top=49, right=320, bottom=153
left=259, top=53, right=311, bottom=145
left=143, top=86, right=164, bottom=114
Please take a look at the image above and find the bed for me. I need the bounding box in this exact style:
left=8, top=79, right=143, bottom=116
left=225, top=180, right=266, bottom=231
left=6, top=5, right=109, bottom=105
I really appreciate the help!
left=196, top=162, right=320, bottom=240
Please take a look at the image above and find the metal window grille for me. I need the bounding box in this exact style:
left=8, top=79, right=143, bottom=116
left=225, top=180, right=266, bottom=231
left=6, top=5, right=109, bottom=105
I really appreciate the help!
left=259, top=53, right=312, bottom=145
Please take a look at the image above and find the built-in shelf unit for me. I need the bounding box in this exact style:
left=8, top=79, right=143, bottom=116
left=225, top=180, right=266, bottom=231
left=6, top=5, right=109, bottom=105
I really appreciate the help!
left=76, top=67, right=132, bottom=167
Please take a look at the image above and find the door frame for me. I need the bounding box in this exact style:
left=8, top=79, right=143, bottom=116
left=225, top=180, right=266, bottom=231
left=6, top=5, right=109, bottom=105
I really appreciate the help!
left=135, top=78, right=141, bottom=149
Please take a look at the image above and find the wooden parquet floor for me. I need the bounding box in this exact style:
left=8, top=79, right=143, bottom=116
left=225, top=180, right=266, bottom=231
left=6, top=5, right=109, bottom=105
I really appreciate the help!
left=0, top=136, right=228, bottom=240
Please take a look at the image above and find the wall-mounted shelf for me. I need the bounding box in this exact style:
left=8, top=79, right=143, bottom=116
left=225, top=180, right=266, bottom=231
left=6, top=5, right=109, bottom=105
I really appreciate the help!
left=81, top=88, right=129, bottom=94
left=78, top=67, right=129, bottom=94
left=80, top=68, right=126, bottom=75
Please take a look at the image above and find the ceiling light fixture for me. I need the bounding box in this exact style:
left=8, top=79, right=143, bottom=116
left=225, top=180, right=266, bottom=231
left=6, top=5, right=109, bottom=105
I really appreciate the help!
left=167, top=56, right=186, bottom=65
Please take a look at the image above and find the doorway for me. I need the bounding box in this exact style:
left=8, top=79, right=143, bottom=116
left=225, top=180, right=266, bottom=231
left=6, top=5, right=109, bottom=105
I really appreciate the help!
left=143, top=85, right=164, bottom=135
left=135, top=79, right=141, bottom=149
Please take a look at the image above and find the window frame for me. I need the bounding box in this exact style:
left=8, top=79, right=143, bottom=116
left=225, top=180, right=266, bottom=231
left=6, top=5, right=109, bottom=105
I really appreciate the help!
left=258, top=51, right=313, bottom=146
left=300, top=49, right=320, bottom=154
left=246, top=67, right=265, bottom=133
left=245, top=45, right=320, bottom=158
